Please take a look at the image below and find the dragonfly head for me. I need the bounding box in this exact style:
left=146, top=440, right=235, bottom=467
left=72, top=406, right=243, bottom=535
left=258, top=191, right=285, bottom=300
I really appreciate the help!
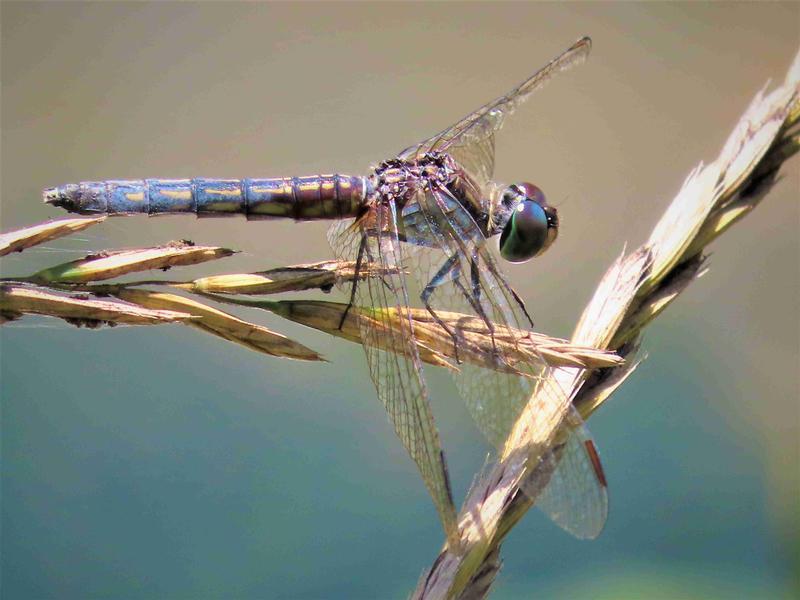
left=498, top=182, right=558, bottom=263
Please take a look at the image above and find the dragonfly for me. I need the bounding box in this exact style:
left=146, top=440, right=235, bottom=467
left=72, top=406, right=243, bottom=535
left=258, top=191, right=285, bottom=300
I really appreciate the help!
left=44, top=37, right=607, bottom=549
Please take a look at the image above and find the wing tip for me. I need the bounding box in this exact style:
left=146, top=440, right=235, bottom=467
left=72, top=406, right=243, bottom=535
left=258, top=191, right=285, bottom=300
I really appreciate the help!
left=572, top=36, right=593, bottom=61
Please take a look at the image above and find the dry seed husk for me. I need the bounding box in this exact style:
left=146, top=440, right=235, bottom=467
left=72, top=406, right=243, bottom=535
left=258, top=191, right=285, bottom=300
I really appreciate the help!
left=0, top=216, right=106, bottom=257
left=32, top=241, right=234, bottom=283
left=181, top=260, right=392, bottom=295
left=0, top=283, right=191, bottom=326
left=232, top=298, right=456, bottom=370
left=116, top=288, right=323, bottom=362
left=224, top=298, right=620, bottom=372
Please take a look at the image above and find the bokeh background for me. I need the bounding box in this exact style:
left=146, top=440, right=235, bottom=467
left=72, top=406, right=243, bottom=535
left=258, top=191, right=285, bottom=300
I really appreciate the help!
left=2, top=3, right=798, bottom=599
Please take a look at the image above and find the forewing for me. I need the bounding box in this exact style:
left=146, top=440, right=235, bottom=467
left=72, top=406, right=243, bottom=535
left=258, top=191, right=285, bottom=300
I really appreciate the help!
left=406, top=185, right=543, bottom=445
left=399, top=37, right=591, bottom=185
left=327, top=207, right=459, bottom=546
left=407, top=184, right=607, bottom=537
left=448, top=134, right=496, bottom=190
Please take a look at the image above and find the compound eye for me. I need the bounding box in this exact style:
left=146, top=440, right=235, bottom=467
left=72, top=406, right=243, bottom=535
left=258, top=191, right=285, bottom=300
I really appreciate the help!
left=499, top=199, right=550, bottom=263
left=514, top=182, right=546, bottom=205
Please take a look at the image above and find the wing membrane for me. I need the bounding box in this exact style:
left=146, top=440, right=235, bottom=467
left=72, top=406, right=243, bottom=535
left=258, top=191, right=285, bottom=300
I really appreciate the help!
left=405, top=184, right=608, bottom=538
left=448, top=134, right=496, bottom=190
left=400, top=37, right=591, bottom=186
left=327, top=206, right=459, bottom=548
left=525, top=409, right=608, bottom=539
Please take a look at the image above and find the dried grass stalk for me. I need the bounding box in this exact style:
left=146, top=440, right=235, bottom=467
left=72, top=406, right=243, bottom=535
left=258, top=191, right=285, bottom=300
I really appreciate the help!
left=405, top=308, right=623, bottom=371
left=32, top=240, right=234, bottom=283
left=179, top=260, right=394, bottom=295
left=414, top=48, right=800, bottom=600
left=0, top=283, right=191, bottom=326
left=0, top=216, right=106, bottom=257
left=206, top=297, right=621, bottom=372
left=253, top=298, right=457, bottom=370
left=115, top=288, right=324, bottom=362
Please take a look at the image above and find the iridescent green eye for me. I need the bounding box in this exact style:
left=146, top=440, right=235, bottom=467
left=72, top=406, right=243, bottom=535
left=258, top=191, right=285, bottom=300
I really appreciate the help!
left=500, top=200, right=548, bottom=262
left=499, top=183, right=558, bottom=263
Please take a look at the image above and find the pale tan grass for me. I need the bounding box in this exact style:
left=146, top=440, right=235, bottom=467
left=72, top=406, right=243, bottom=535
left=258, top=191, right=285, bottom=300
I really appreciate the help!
left=0, top=283, right=191, bottom=326
left=204, top=296, right=622, bottom=372
left=1, top=231, right=617, bottom=373
left=115, top=288, right=323, bottom=362
left=179, top=260, right=393, bottom=295
left=31, top=240, right=235, bottom=283
left=0, top=216, right=106, bottom=257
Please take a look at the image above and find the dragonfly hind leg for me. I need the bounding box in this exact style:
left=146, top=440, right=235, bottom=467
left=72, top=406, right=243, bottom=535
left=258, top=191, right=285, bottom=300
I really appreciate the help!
left=421, top=252, right=501, bottom=364
left=471, top=249, right=534, bottom=329
left=467, top=254, right=500, bottom=356
left=339, top=234, right=368, bottom=330
left=421, top=253, right=464, bottom=364
left=507, top=283, right=534, bottom=328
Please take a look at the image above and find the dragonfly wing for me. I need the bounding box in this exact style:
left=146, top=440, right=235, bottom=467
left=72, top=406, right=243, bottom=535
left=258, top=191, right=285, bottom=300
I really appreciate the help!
left=448, top=134, right=496, bottom=190
left=399, top=37, right=590, bottom=185
left=526, top=408, right=609, bottom=539
left=327, top=207, right=459, bottom=547
left=405, top=185, right=543, bottom=445
left=405, top=184, right=608, bottom=537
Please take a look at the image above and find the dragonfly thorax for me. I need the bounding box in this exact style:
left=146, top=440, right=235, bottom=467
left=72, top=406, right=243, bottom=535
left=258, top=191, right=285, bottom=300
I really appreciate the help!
left=370, top=152, right=459, bottom=206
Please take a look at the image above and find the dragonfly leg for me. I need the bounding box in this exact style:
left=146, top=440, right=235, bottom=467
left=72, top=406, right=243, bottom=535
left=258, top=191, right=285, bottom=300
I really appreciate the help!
left=339, top=234, right=367, bottom=330
left=468, top=254, right=499, bottom=356
left=475, top=248, right=534, bottom=329
left=421, top=253, right=463, bottom=364
left=452, top=274, right=497, bottom=359
left=508, top=284, right=534, bottom=328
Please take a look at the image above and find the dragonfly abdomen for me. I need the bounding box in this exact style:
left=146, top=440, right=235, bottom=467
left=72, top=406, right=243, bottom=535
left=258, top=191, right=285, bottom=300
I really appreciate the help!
left=43, top=175, right=369, bottom=220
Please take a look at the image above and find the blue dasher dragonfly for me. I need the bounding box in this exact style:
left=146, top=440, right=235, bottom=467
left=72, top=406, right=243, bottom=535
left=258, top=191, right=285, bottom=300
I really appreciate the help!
left=44, top=37, right=607, bottom=548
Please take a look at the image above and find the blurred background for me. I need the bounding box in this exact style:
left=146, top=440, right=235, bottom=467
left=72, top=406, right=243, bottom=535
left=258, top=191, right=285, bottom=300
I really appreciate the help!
left=2, top=3, right=797, bottom=598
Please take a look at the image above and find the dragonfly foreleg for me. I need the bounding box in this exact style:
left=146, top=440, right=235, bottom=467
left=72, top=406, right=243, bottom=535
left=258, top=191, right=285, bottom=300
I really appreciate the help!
left=420, top=253, right=463, bottom=364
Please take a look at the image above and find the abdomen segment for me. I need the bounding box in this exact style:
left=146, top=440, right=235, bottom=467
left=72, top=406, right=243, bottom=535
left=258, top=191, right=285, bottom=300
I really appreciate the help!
left=44, top=175, right=369, bottom=221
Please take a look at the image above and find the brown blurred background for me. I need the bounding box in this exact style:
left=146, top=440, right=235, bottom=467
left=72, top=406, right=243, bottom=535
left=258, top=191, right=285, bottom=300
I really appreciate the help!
left=2, top=3, right=798, bottom=598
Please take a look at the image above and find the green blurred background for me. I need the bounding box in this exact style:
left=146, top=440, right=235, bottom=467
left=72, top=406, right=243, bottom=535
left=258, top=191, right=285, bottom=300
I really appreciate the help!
left=2, top=3, right=798, bottom=598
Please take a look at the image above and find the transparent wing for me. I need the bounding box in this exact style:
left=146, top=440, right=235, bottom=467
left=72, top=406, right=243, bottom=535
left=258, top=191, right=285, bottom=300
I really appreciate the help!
left=525, top=408, right=609, bottom=539
left=327, top=207, right=459, bottom=547
left=404, top=185, right=549, bottom=444
left=448, top=135, right=495, bottom=190
left=404, top=183, right=607, bottom=538
left=399, top=37, right=591, bottom=187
